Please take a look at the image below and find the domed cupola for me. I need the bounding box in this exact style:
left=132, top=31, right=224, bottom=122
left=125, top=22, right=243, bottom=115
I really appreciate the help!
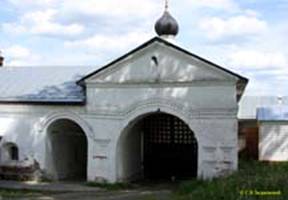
left=155, top=0, right=179, bottom=38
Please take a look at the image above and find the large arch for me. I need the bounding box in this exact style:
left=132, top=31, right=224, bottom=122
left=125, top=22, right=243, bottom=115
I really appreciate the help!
left=45, top=118, right=88, bottom=181
left=116, top=111, right=198, bottom=182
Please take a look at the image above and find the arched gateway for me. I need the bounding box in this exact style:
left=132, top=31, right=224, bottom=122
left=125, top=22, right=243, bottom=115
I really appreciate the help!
left=117, top=112, right=198, bottom=181
left=45, top=119, right=88, bottom=181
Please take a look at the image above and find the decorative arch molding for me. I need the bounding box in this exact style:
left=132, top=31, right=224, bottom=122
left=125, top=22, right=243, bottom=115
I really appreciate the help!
left=37, top=111, right=95, bottom=140
left=120, top=97, right=237, bottom=120
left=115, top=98, right=201, bottom=181
left=87, top=97, right=236, bottom=120
left=123, top=97, right=190, bottom=116
left=120, top=98, right=200, bottom=139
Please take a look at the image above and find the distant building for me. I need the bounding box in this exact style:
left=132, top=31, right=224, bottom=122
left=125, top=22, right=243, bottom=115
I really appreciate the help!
left=238, top=96, right=288, bottom=160
left=258, top=107, right=288, bottom=161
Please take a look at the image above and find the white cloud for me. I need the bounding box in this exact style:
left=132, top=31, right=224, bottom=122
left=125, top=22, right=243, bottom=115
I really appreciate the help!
left=60, top=0, right=158, bottom=18
left=5, top=45, right=31, bottom=59
left=65, top=31, right=152, bottom=53
left=185, top=0, right=238, bottom=11
left=7, top=0, right=159, bottom=21
left=199, top=15, right=268, bottom=40
left=1, top=24, right=26, bottom=35
left=228, top=50, right=287, bottom=70
left=244, top=79, right=278, bottom=96
left=243, top=73, right=288, bottom=96
left=7, top=0, right=56, bottom=8
left=3, top=0, right=159, bottom=39
left=2, top=9, right=84, bottom=37
left=3, top=45, right=41, bottom=66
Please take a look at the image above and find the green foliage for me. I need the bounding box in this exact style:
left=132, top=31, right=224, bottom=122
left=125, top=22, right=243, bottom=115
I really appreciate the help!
left=173, top=159, right=288, bottom=200
left=0, top=189, right=43, bottom=198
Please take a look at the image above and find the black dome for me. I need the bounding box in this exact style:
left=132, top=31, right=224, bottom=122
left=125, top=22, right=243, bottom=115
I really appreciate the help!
left=155, top=11, right=179, bottom=36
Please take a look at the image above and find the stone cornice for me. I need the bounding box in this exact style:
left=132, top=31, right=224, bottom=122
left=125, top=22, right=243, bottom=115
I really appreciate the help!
left=86, top=98, right=238, bottom=120
left=86, top=81, right=236, bottom=88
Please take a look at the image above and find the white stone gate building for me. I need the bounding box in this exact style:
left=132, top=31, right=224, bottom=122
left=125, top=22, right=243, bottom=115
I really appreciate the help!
left=0, top=8, right=248, bottom=183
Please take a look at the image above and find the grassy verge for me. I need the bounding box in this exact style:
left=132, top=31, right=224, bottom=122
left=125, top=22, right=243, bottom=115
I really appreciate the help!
left=173, top=159, right=288, bottom=200
left=0, top=188, right=44, bottom=198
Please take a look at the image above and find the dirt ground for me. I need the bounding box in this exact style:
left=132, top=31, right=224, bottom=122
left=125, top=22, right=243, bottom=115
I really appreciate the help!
left=0, top=180, right=174, bottom=200
left=1, top=190, right=171, bottom=200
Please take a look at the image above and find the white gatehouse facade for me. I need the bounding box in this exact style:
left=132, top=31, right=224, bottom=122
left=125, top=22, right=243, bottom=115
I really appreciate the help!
left=0, top=8, right=248, bottom=183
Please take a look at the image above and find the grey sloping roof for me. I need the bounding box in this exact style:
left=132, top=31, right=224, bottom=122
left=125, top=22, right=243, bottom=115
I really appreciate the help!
left=0, top=37, right=248, bottom=104
left=257, top=107, right=288, bottom=121
left=238, top=96, right=288, bottom=119
left=0, top=66, right=95, bottom=103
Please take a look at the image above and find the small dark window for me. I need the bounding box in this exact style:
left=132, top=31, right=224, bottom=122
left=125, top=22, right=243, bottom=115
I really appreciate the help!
left=5, top=143, right=19, bottom=160
left=10, top=145, right=19, bottom=160
left=2, top=143, right=19, bottom=161
left=151, top=56, right=158, bottom=66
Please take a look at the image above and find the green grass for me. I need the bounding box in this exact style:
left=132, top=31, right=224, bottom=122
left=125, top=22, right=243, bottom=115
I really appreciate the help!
left=55, top=159, right=288, bottom=199
left=0, top=188, right=44, bottom=198
left=173, top=159, right=288, bottom=200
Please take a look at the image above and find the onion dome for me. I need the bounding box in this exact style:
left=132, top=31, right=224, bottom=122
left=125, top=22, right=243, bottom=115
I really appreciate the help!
left=0, top=51, right=4, bottom=66
left=155, top=10, right=179, bottom=37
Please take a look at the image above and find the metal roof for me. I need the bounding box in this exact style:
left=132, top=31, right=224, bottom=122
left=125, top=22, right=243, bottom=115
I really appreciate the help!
left=257, top=106, right=288, bottom=121
left=0, top=66, right=284, bottom=121
left=238, top=96, right=288, bottom=119
left=0, top=66, right=95, bottom=103
left=0, top=37, right=247, bottom=105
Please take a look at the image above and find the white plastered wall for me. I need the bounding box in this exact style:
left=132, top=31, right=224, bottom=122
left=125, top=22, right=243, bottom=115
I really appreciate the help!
left=259, top=121, right=288, bottom=161
left=0, top=105, right=96, bottom=181
left=83, top=83, right=239, bottom=182
left=0, top=40, right=243, bottom=183
left=0, top=85, right=239, bottom=183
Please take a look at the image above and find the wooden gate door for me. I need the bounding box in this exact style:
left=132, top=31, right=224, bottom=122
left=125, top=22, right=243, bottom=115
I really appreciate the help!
left=142, top=113, right=197, bottom=179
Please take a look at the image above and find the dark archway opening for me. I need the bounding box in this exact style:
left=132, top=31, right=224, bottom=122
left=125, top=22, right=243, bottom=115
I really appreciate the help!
left=46, top=119, right=87, bottom=181
left=118, top=113, right=197, bottom=181
left=143, top=113, right=198, bottom=179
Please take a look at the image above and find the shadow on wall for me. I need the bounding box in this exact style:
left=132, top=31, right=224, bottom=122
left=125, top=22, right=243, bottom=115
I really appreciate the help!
left=88, top=47, right=237, bottom=113
left=260, top=120, right=288, bottom=161
left=45, top=119, right=88, bottom=181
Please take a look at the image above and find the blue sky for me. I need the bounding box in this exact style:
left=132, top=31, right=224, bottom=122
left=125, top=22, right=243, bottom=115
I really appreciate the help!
left=0, top=0, right=288, bottom=96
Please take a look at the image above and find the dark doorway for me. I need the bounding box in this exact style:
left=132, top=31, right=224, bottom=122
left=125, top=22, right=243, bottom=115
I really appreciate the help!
left=117, top=112, right=198, bottom=182
left=46, top=119, right=88, bottom=181
left=142, top=113, right=198, bottom=180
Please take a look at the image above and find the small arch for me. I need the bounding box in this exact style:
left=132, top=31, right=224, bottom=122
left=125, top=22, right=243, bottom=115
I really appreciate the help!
left=2, top=142, right=19, bottom=162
